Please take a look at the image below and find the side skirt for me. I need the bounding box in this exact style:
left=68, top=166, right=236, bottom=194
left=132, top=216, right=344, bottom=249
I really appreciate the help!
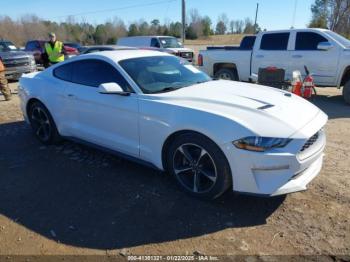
left=62, top=136, right=162, bottom=171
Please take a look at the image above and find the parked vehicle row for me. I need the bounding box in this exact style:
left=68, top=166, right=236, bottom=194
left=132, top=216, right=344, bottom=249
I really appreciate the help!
left=198, top=28, right=350, bottom=104
left=0, top=35, right=194, bottom=81
left=25, top=40, right=79, bottom=65
left=117, top=36, right=195, bottom=62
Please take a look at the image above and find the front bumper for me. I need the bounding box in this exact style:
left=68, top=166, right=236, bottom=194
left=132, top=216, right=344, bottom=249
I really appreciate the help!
left=221, top=128, right=326, bottom=197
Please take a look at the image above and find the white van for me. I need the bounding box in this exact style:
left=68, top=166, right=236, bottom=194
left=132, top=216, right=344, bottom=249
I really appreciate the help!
left=117, top=36, right=194, bottom=62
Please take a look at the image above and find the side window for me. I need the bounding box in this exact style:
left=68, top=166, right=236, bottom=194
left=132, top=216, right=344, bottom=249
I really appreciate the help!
left=150, top=38, right=160, bottom=48
left=261, top=33, right=290, bottom=50
left=53, top=63, right=73, bottom=82
left=26, top=41, right=35, bottom=50
left=296, top=32, right=328, bottom=50
left=72, top=59, right=130, bottom=90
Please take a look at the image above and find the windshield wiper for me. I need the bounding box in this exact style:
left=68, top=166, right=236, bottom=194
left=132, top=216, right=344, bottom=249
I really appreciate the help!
left=152, top=87, right=182, bottom=94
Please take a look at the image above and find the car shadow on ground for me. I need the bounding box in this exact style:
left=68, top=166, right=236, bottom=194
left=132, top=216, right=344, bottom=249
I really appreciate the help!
left=0, top=121, right=286, bottom=250
left=311, top=92, right=350, bottom=120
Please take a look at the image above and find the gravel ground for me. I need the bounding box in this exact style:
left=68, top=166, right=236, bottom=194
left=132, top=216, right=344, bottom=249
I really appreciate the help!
left=0, top=83, right=349, bottom=259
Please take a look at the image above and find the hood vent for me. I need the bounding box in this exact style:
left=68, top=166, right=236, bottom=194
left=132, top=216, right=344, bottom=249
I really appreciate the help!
left=258, top=104, right=275, bottom=110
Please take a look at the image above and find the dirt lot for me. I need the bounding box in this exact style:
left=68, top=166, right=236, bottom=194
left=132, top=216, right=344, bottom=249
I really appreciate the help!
left=0, top=82, right=349, bottom=259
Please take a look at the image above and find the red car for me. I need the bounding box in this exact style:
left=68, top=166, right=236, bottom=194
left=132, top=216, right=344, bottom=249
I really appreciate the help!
left=25, top=40, right=79, bottom=65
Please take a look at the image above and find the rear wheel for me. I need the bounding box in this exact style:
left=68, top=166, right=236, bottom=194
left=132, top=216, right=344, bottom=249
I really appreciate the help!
left=29, top=101, right=61, bottom=145
left=343, top=80, right=350, bottom=105
left=214, top=68, right=238, bottom=81
left=166, top=133, right=232, bottom=199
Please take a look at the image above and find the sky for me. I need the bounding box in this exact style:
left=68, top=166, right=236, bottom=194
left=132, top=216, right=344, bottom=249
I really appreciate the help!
left=1, top=0, right=315, bottom=30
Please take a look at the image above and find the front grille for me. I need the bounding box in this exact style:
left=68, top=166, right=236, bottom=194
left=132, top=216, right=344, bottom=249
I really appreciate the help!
left=301, top=132, right=319, bottom=152
left=3, top=58, right=30, bottom=68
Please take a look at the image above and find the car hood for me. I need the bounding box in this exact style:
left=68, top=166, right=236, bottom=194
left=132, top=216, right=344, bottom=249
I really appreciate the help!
left=0, top=50, right=32, bottom=59
left=149, top=80, right=327, bottom=138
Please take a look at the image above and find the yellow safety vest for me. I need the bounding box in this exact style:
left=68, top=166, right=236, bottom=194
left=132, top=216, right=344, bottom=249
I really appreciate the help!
left=45, top=41, right=64, bottom=63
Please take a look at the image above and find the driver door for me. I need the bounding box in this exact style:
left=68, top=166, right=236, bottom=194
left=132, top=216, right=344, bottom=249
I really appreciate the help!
left=62, top=59, right=139, bottom=157
left=291, top=31, right=340, bottom=86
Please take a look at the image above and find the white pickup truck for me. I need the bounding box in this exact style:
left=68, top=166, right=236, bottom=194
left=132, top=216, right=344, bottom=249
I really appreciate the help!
left=198, top=28, right=350, bottom=104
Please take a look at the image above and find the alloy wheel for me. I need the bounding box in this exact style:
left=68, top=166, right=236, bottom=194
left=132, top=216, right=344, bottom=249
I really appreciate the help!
left=173, top=143, right=217, bottom=194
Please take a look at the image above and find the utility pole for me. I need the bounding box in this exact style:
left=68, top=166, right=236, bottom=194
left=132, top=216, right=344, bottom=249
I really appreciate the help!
left=182, top=0, right=186, bottom=44
left=254, top=3, right=259, bottom=34
left=291, top=0, right=298, bottom=29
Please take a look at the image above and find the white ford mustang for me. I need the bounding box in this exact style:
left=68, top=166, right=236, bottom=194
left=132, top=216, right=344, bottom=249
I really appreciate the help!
left=19, top=50, right=328, bottom=199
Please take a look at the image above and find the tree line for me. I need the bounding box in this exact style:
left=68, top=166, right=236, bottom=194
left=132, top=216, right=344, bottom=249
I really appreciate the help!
left=0, top=10, right=259, bottom=46
left=309, top=0, right=350, bottom=37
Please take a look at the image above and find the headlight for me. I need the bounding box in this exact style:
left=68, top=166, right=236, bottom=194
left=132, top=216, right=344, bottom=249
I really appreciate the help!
left=233, top=137, right=292, bottom=152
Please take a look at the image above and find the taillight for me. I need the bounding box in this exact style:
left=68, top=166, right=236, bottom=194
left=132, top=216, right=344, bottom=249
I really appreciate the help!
left=198, top=54, right=203, bottom=66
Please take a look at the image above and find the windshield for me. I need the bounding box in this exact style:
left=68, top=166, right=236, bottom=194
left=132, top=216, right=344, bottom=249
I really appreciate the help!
left=0, top=41, right=19, bottom=52
left=159, top=37, right=183, bottom=48
left=325, top=31, right=350, bottom=48
left=119, top=56, right=211, bottom=94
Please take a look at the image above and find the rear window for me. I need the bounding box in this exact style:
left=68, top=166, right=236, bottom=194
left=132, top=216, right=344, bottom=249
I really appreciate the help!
left=53, top=63, right=73, bottom=82
left=260, top=33, right=290, bottom=50
left=296, top=32, right=329, bottom=50
left=240, top=36, right=256, bottom=50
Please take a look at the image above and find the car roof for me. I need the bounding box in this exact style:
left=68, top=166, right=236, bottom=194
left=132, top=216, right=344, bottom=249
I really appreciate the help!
left=84, top=45, right=136, bottom=49
left=260, top=28, right=331, bottom=34
left=81, top=49, right=170, bottom=62
left=121, top=36, right=177, bottom=39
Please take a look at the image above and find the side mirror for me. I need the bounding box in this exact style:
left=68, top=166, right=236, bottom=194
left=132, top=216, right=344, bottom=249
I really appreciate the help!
left=98, top=83, right=130, bottom=96
left=317, top=42, right=333, bottom=51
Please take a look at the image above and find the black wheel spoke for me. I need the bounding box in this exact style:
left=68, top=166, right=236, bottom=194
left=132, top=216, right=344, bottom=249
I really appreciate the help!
left=36, top=125, right=44, bottom=137
left=174, top=167, right=192, bottom=175
left=32, top=109, right=41, bottom=123
left=193, top=172, right=200, bottom=193
left=196, top=148, right=208, bottom=165
left=199, top=168, right=216, bottom=183
left=178, top=145, right=193, bottom=163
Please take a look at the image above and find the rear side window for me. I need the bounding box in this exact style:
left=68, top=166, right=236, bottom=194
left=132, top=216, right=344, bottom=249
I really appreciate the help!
left=53, top=63, right=73, bottom=82
left=296, top=32, right=328, bottom=50
left=261, top=33, right=290, bottom=50
left=71, top=59, right=130, bottom=90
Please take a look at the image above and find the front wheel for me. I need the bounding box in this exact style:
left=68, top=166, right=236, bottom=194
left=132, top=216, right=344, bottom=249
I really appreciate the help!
left=166, top=133, right=232, bottom=200
left=343, top=81, right=350, bottom=105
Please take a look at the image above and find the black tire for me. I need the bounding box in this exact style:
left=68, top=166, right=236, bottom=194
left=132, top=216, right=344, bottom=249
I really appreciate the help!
left=28, top=101, right=61, bottom=145
left=166, top=132, right=232, bottom=200
left=214, top=68, right=238, bottom=81
left=343, top=81, right=350, bottom=105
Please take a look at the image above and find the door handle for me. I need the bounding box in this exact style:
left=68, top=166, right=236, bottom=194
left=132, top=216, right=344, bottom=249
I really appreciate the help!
left=256, top=55, right=264, bottom=58
left=292, top=55, right=303, bottom=58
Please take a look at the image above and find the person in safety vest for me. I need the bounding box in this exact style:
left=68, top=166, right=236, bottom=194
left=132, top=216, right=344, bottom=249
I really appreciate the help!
left=44, top=32, right=64, bottom=67
left=0, top=58, right=12, bottom=101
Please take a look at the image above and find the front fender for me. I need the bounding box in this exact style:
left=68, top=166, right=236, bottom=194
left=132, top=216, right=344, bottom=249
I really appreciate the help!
left=138, top=99, right=252, bottom=169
